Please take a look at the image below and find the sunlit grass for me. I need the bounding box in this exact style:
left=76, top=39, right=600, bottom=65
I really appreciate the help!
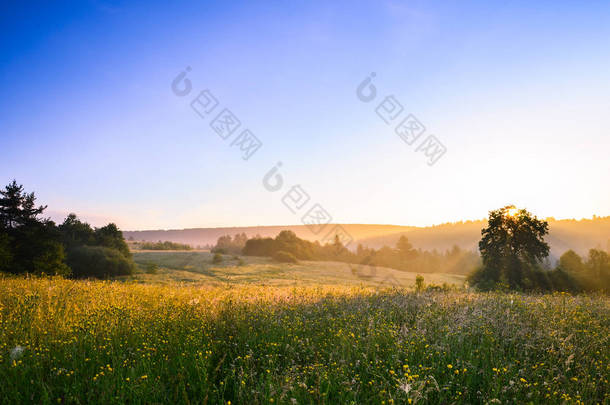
left=130, top=251, right=466, bottom=288
left=0, top=276, right=608, bottom=404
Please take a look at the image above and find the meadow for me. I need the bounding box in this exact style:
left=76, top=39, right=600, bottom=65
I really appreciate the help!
left=129, top=251, right=465, bottom=287
left=0, top=268, right=608, bottom=404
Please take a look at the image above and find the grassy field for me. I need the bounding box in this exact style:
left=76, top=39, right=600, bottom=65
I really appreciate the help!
left=129, top=251, right=465, bottom=288
left=0, top=274, right=608, bottom=404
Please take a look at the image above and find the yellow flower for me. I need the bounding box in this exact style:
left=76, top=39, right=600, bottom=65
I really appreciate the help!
left=447, top=364, right=453, bottom=369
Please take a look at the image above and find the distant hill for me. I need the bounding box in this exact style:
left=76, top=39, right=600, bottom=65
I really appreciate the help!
left=124, top=217, right=610, bottom=260
left=124, top=224, right=414, bottom=248
left=357, top=217, right=610, bottom=261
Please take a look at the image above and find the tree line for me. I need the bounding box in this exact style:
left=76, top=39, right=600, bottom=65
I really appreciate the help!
left=211, top=233, right=248, bottom=255
left=469, top=206, right=609, bottom=292
left=134, top=240, right=192, bottom=250
left=0, top=181, right=134, bottom=278
left=213, top=230, right=481, bottom=275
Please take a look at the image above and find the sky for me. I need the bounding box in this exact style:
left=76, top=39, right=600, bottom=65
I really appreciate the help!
left=1, top=0, right=609, bottom=230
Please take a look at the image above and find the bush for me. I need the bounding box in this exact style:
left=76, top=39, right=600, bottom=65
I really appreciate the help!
left=212, top=253, right=223, bottom=264
left=273, top=251, right=298, bottom=264
left=143, top=263, right=159, bottom=274
left=415, top=275, right=424, bottom=292
left=67, top=246, right=135, bottom=278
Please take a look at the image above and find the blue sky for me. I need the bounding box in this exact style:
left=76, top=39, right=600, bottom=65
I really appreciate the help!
left=2, top=0, right=609, bottom=230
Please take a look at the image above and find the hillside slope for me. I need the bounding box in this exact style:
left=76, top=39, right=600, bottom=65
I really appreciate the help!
left=124, top=217, right=610, bottom=259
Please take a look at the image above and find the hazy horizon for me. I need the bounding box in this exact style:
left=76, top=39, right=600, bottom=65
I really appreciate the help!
left=35, top=205, right=609, bottom=231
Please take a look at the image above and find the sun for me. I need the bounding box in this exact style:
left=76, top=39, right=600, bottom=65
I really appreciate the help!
left=506, top=207, right=519, bottom=217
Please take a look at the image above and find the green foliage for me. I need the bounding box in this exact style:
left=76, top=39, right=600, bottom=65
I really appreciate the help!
left=0, top=181, right=70, bottom=276
left=472, top=206, right=550, bottom=291
left=586, top=249, right=610, bottom=290
left=415, top=275, right=424, bottom=291
left=66, top=246, right=135, bottom=278
left=143, top=263, right=158, bottom=274
left=28, top=234, right=71, bottom=277
left=138, top=241, right=192, bottom=250
left=212, top=233, right=248, bottom=254
left=212, top=252, right=223, bottom=264
left=243, top=237, right=279, bottom=257
left=56, top=213, right=135, bottom=278
left=0, top=181, right=135, bottom=279
left=0, top=180, right=46, bottom=229
left=0, top=231, right=12, bottom=273
left=58, top=213, right=95, bottom=249
left=273, top=250, right=298, bottom=263
left=559, top=250, right=585, bottom=274
left=94, top=223, right=131, bottom=258
left=557, top=249, right=610, bottom=292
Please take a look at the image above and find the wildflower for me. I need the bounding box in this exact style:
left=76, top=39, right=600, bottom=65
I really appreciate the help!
left=447, top=364, right=453, bottom=369
left=10, top=346, right=24, bottom=361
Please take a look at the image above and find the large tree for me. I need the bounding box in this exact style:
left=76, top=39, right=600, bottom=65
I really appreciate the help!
left=396, top=235, right=416, bottom=261
left=0, top=180, right=70, bottom=276
left=473, top=205, right=550, bottom=290
left=59, top=213, right=95, bottom=248
left=94, top=223, right=131, bottom=258
left=586, top=249, right=610, bottom=291
left=0, top=180, right=47, bottom=228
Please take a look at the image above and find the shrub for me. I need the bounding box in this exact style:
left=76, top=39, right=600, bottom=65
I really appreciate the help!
left=212, top=253, right=223, bottom=264
left=143, top=263, right=159, bottom=274
left=273, top=251, right=298, bottom=264
left=415, top=275, right=424, bottom=292
left=67, top=246, right=135, bottom=278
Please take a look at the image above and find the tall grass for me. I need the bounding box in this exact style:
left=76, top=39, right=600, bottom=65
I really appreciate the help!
left=0, top=276, right=608, bottom=404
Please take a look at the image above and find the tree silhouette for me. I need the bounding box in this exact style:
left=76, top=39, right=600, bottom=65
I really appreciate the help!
left=0, top=180, right=47, bottom=228
left=0, top=180, right=69, bottom=275
left=474, top=205, right=550, bottom=290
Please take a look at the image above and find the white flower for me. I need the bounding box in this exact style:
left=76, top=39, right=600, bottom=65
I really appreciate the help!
left=10, top=345, right=24, bottom=361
